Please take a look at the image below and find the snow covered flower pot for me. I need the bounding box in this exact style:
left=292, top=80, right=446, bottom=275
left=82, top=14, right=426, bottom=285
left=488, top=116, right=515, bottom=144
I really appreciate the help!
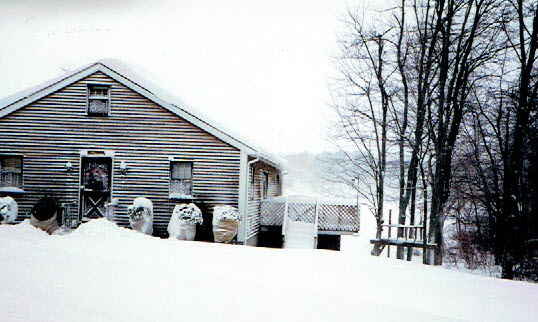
left=29, top=196, right=60, bottom=234
left=168, top=203, right=203, bottom=241
left=127, top=197, right=154, bottom=235
left=0, top=196, right=18, bottom=224
left=212, top=205, right=241, bottom=243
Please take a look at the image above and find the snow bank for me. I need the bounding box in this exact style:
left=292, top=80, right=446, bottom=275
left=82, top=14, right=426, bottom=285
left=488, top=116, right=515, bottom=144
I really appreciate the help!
left=0, top=219, right=47, bottom=237
left=68, top=218, right=146, bottom=240
left=0, top=218, right=537, bottom=322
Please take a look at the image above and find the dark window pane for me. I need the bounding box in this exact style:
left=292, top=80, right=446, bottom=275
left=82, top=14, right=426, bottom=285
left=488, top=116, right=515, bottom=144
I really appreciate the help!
left=0, top=155, right=23, bottom=188
left=171, top=162, right=192, bottom=180
left=3, top=157, right=22, bottom=173
left=262, top=172, right=269, bottom=198
left=82, top=159, right=110, bottom=191
left=89, top=86, right=109, bottom=97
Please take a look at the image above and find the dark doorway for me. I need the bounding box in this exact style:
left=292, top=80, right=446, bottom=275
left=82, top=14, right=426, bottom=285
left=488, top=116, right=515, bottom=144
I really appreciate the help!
left=317, top=235, right=341, bottom=251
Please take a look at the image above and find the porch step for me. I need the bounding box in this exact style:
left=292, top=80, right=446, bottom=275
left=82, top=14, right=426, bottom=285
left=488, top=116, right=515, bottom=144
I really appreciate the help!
left=284, top=221, right=316, bottom=249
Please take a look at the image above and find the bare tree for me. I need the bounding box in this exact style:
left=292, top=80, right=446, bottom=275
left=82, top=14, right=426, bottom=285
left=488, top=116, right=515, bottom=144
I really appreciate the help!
left=329, top=8, right=396, bottom=255
left=329, top=0, right=526, bottom=272
left=497, top=0, right=538, bottom=278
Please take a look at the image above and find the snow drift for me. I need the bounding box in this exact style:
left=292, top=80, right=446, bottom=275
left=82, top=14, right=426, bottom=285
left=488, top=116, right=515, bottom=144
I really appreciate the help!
left=0, top=219, right=537, bottom=322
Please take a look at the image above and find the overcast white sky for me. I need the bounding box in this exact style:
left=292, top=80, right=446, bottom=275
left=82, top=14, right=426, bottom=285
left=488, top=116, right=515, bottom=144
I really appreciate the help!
left=0, top=0, right=375, bottom=155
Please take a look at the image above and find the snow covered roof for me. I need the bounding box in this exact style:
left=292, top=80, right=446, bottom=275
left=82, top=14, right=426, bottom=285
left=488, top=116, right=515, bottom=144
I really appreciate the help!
left=0, top=58, right=285, bottom=170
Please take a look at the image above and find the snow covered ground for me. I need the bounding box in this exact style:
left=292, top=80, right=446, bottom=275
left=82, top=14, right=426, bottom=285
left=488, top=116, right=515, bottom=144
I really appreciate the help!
left=1, top=219, right=537, bottom=322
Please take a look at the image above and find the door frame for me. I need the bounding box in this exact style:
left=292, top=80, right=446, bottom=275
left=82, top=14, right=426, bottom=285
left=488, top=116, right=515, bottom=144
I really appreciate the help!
left=78, top=150, right=115, bottom=221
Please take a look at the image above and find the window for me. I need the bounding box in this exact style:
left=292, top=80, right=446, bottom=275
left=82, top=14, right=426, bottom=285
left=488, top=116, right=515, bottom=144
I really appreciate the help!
left=0, top=155, right=23, bottom=189
left=170, top=161, right=193, bottom=197
left=87, top=84, right=110, bottom=116
left=276, top=174, right=281, bottom=196
left=262, top=171, right=269, bottom=199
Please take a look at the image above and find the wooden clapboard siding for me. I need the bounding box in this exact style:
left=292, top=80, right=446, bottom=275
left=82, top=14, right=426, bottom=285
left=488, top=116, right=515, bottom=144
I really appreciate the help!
left=0, top=71, right=241, bottom=235
left=246, top=160, right=281, bottom=240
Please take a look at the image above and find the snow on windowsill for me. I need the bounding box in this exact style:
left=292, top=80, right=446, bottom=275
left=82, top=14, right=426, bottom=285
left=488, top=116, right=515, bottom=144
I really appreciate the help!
left=0, top=187, right=25, bottom=194
left=169, top=193, right=193, bottom=200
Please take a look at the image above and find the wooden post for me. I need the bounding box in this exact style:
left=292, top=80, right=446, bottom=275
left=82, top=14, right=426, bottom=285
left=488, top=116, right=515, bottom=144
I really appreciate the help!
left=313, top=199, right=320, bottom=249
left=387, top=209, right=392, bottom=258
left=282, top=196, right=289, bottom=247
left=422, top=211, right=428, bottom=264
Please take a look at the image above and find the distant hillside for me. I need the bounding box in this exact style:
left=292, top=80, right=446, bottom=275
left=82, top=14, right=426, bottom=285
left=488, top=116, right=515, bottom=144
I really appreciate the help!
left=280, top=151, right=354, bottom=199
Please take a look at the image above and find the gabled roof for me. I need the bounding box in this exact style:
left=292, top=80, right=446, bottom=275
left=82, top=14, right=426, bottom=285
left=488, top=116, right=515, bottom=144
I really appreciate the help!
left=0, top=59, right=285, bottom=170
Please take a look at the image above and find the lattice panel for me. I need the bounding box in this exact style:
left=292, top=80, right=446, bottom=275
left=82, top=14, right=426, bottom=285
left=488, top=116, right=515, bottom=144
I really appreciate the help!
left=261, top=201, right=285, bottom=226
left=318, top=204, right=360, bottom=231
left=287, top=203, right=316, bottom=223
left=260, top=200, right=360, bottom=232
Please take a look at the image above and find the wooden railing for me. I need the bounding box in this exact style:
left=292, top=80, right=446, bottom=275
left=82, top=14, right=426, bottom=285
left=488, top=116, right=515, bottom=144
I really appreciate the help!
left=260, top=196, right=360, bottom=233
left=370, top=209, right=437, bottom=263
left=61, top=202, right=79, bottom=228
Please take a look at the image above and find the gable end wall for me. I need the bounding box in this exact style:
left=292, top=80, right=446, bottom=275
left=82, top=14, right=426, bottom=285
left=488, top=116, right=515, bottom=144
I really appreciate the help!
left=0, top=72, right=241, bottom=236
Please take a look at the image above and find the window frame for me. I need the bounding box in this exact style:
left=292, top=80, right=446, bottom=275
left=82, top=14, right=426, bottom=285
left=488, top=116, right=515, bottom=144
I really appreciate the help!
left=169, top=160, right=193, bottom=198
left=0, top=154, right=23, bottom=190
left=86, top=84, right=111, bottom=117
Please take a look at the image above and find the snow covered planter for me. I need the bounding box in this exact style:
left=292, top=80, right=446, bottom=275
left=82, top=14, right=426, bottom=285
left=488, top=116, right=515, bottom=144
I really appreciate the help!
left=127, top=197, right=154, bottom=235
left=212, top=205, right=241, bottom=243
left=29, top=196, right=60, bottom=234
left=168, top=203, right=203, bottom=241
left=0, top=196, right=18, bottom=224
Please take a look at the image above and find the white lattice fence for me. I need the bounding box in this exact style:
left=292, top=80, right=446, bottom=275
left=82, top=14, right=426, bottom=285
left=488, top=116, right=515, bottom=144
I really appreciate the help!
left=260, top=201, right=285, bottom=226
left=287, top=203, right=316, bottom=223
left=260, top=197, right=359, bottom=232
left=318, top=204, right=359, bottom=231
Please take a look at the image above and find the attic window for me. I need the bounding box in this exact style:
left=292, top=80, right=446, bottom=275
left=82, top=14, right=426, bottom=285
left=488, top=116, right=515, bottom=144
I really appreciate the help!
left=87, top=85, right=110, bottom=116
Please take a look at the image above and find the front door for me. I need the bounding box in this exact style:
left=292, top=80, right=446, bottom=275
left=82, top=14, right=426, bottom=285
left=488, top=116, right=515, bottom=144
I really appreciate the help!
left=79, top=156, right=112, bottom=221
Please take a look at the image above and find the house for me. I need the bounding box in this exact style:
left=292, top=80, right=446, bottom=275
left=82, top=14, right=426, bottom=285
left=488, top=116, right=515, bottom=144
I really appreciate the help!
left=0, top=59, right=284, bottom=244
